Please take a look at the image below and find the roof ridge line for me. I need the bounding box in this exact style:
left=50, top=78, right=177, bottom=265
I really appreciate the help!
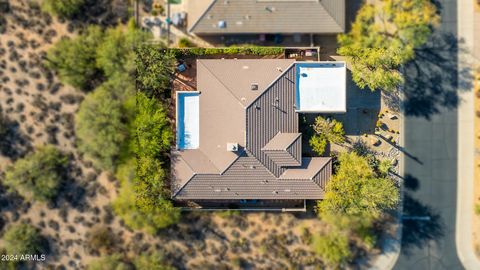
left=244, top=63, right=295, bottom=176
left=188, top=0, right=218, bottom=32
left=245, top=62, right=296, bottom=109
left=311, top=158, right=332, bottom=190
left=198, top=60, right=246, bottom=107
left=319, top=0, right=344, bottom=31
left=285, top=149, right=302, bottom=165
left=172, top=154, right=196, bottom=197
left=172, top=149, right=220, bottom=197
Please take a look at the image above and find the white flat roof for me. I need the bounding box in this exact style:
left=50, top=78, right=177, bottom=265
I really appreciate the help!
left=295, top=62, right=346, bottom=113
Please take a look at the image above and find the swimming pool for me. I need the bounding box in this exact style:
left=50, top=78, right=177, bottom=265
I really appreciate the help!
left=176, top=91, right=199, bottom=150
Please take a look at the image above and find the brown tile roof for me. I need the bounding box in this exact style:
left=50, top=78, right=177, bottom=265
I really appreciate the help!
left=188, top=0, right=345, bottom=34
left=262, top=132, right=301, bottom=151
left=279, top=157, right=331, bottom=180
left=174, top=154, right=330, bottom=200
left=262, top=133, right=302, bottom=167
left=172, top=59, right=334, bottom=200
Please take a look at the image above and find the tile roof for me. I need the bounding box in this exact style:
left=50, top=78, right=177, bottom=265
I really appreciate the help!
left=262, top=132, right=301, bottom=151
left=172, top=59, right=335, bottom=200
left=188, top=0, right=345, bottom=34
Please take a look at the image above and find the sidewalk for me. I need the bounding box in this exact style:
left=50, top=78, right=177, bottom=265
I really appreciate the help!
left=456, top=0, right=479, bottom=269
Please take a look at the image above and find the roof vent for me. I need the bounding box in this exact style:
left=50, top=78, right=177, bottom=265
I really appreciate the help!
left=251, top=83, right=259, bottom=90
left=218, top=20, right=227, bottom=28
left=277, top=67, right=283, bottom=72
left=265, top=6, right=275, bottom=12
left=227, top=143, right=239, bottom=152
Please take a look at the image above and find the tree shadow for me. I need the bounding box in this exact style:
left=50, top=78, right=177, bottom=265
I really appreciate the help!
left=400, top=193, right=445, bottom=255
left=0, top=105, right=31, bottom=160
left=404, top=174, right=420, bottom=191
left=401, top=31, right=472, bottom=119
left=54, top=157, right=88, bottom=210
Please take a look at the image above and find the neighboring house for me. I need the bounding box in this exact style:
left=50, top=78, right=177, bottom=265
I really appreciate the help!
left=172, top=59, right=346, bottom=208
left=187, top=0, right=345, bottom=35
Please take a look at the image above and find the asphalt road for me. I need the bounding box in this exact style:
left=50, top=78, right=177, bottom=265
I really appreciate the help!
left=393, top=0, right=465, bottom=269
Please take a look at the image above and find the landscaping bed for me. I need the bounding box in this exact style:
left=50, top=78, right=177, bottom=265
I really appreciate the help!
left=472, top=68, right=480, bottom=256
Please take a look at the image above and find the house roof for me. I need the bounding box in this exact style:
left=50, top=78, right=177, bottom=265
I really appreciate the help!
left=262, top=132, right=301, bottom=151
left=172, top=59, right=342, bottom=200
left=279, top=157, right=331, bottom=179
left=173, top=154, right=332, bottom=200
left=188, top=0, right=345, bottom=34
left=193, top=59, right=295, bottom=175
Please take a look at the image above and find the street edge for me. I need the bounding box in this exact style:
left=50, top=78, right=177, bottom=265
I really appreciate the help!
left=455, top=0, right=479, bottom=269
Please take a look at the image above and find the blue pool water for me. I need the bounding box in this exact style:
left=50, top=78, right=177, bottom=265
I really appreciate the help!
left=176, top=92, right=200, bottom=149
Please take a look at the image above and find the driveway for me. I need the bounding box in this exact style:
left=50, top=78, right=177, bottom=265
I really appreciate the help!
left=393, top=0, right=466, bottom=269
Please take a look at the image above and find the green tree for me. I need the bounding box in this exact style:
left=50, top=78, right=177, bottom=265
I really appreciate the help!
left=377, top=159, right=393, bottom=177
left=3, top=224, right=48, bottom=255
left=46, top=25, right=104, bottom=90
left=75, top=82, right=129, bottom=171
left=309, top=135, right=328, bottom=156
left=311, top=229, right=351, bottom=267
left=112, top=159, right=180, bottom=234
left=309, top=116, right=345, bottom=155
left=96, top=19, right=151, bottom=78
left=131, top=92, right=173, bottom=158
left=338, top=0, right=439, bottom=92
left=4, top=145, right=68, bottom=202
left=317, top=152, right=398, bottom=221
left=135, top=45, right=176, bottom=98
left=41, top=0, right=84, bottom=18
left=87, top=254, right=133, bottom=270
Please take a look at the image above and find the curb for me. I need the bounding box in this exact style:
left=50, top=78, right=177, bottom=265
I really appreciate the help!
left=455, top=0, right=480, bottom=269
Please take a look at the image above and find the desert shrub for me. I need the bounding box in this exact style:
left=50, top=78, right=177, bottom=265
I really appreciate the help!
left=318, top=152, right=398, bottom=220
left=46, top=26, right=104, bottom=90
left=130, top=92, right=173, bottom=157
left=133, top=251, right=175, bottom=270
left=309, top=116, right=345, bottom=155
left=309, top=135, right=328, bottom=156
left=377, top=159, right=393, bottom=177
left=112, top=159, right=179, bottom=234
left=178, top=38, right=196, bottom=48
left=96, top=19, right=151, bottom=78
left=86, top=226, right=118, bottom=255
left=3, top=224, right=49, bottom=255
left=41, top=0, right=85, bottom=18
left=75, top=81, right=129, bottom=171
left=311, top=229, right=351, bottom=267
left=87, top=254, right=133, bottom=270
left=135, top=45, right=176, bottom=98
left=47, top=20, right=150, bottom=91
left=4, top=145, right=68, bottom=202
left=216, top=210, right=241, bottom=218
left=475, top=204, right=480, bottom=216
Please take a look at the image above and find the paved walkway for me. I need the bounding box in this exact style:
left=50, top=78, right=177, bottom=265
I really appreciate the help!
left=456, top=0, right=480, bottom=269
